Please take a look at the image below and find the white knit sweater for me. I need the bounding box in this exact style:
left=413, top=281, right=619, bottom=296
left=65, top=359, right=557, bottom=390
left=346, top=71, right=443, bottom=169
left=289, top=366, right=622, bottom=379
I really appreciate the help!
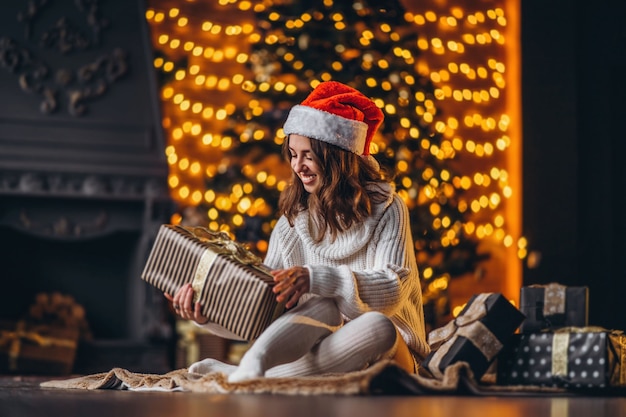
left=264, top=183, right=430, bottom=360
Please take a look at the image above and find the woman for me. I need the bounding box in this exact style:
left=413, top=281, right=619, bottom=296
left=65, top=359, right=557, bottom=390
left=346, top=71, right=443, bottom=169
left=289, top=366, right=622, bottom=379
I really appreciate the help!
left=168, top=81, right=429, bottom=382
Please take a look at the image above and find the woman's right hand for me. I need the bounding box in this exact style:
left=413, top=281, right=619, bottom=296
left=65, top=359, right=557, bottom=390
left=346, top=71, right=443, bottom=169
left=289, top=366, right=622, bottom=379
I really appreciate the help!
left=164, top=283, right=209, bottom=324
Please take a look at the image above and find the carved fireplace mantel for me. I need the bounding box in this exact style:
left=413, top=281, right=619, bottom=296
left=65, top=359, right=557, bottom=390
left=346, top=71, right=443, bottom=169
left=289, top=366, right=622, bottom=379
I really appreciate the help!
left=0, top=0, right=174, bottom=373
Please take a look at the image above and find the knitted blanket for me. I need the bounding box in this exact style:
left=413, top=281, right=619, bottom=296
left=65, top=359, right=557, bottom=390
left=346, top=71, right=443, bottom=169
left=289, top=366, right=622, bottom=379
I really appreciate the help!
left=40, top=360, right=576, bottom=396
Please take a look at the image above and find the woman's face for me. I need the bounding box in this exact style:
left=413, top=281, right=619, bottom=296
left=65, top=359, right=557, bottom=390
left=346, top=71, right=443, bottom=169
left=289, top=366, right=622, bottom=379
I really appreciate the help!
left=288, top=134, right=322, bottom=194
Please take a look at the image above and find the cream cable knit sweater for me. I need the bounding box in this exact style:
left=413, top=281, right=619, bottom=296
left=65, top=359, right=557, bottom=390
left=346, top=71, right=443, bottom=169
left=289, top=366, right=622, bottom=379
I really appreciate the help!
left=263, top=183, right=430, bottom=361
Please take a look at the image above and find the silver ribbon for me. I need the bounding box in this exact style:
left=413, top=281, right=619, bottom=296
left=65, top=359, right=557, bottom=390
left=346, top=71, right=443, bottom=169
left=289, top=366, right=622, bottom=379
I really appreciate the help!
left=543, top=283, right=566, bottom=316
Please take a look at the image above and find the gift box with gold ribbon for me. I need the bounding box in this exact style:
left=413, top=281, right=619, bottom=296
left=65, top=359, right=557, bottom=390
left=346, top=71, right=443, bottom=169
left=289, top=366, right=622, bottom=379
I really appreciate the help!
left=421, top=293, right=525, bottom=381
left=497, top=327, right=626, bottom=388
left=0, top=320, right=79, bottom=375
left=141, top=224, right=284, bottom=341
left=174, top=319, right=231, bottom=368
left=519, top=283, right=589, bottom=333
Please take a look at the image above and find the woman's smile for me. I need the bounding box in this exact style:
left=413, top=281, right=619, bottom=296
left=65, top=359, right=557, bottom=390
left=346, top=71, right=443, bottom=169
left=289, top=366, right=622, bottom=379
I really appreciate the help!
left=289, top=134, right=322, bottom=194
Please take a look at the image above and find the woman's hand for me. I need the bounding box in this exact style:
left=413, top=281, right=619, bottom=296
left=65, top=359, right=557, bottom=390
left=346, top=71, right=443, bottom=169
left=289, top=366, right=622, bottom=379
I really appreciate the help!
left=271, top=266, right=310, bottom=309
left=164, top=283, right=209, bottom=324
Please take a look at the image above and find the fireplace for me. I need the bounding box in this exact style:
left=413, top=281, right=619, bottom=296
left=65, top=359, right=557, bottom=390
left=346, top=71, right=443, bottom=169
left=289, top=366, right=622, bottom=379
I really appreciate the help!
left=0, top=0, right=174, bottom=373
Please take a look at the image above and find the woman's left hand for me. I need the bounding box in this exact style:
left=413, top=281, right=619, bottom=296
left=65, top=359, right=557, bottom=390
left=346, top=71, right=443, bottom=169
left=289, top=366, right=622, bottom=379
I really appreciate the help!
left=164, top=283, right=209, bottom=324
left=271, top=266, right=310, bottom=309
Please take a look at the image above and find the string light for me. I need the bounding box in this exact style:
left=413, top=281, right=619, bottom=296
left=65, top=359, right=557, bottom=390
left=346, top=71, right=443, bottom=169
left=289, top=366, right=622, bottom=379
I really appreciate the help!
left=146, top=0, right=522, bottom=310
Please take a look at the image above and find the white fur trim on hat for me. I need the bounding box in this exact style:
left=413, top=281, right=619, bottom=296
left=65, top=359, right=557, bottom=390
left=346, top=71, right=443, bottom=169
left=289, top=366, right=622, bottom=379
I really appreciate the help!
left=283, top=105, right=368, bottom=155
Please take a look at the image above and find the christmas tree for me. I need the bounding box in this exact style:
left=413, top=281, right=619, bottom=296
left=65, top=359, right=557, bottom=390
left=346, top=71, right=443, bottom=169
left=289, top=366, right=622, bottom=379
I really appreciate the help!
left=172, top=0, right=490, bottom=325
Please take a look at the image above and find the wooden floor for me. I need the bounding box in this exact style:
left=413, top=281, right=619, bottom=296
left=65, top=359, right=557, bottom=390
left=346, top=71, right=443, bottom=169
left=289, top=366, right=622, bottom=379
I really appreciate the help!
left=1, top=375, right=625, bottom=417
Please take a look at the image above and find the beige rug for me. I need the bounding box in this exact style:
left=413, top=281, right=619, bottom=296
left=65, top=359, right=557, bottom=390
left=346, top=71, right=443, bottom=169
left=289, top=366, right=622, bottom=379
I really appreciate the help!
left=40, top=360, right=579, bottom=396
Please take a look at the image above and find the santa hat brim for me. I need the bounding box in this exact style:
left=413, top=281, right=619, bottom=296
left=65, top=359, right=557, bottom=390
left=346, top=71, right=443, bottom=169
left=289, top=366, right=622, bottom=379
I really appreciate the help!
left=283, top=105, right=368, bottom=155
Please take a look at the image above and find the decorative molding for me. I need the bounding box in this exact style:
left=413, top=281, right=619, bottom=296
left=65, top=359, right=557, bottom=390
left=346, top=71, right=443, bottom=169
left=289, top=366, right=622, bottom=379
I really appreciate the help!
left=0, top=170, right=170, bottom=201
left=18, top=0, right=110, bottom=46
left=19, top=209, right=108, bottom=238
left=69, top=48, right=128, bottom=116
left=0, top=0, right=127, bottom=116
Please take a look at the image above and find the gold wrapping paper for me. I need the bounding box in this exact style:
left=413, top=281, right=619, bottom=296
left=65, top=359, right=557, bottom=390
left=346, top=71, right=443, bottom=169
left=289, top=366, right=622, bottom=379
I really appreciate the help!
left=610, top=330, right=626, bottom=387
left=0, top=320, right=78, bottom=374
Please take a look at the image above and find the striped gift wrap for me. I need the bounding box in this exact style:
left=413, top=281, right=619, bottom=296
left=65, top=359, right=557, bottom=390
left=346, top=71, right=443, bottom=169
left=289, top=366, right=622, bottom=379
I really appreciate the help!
left=141, top=225, right=284, bottom=341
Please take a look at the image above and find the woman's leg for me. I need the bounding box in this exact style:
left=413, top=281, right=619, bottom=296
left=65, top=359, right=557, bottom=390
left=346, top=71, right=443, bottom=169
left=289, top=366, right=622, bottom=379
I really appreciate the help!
left=191, top=304, right=402, bottom=381
left=392, top=329, right=417, bottom=374
left=263, top=311, right=398, bottom=378
left=228, top=296, right=343, bottom=382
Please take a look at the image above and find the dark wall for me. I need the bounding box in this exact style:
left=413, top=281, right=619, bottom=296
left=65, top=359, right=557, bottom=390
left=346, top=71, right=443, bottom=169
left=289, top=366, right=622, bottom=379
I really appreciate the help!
left=522, top=1, right=626, bottom=330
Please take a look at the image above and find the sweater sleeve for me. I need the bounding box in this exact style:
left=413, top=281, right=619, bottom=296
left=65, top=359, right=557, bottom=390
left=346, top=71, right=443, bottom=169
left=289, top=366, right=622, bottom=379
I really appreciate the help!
left=307, top=196, right=419, bottom=320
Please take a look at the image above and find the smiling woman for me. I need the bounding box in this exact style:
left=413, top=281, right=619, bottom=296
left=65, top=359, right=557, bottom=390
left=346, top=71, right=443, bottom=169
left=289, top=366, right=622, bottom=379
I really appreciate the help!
left=167, top=81, right=428, bottom=383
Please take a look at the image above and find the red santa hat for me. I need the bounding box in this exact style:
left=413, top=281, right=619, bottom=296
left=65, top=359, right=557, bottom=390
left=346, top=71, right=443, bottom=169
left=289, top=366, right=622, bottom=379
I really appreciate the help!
left=283, top=81, right=384, bottom=158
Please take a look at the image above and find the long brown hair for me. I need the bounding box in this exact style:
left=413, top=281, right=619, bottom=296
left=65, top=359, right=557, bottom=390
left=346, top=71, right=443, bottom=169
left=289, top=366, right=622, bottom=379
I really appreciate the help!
left=279, top=137, right=392, bottom=242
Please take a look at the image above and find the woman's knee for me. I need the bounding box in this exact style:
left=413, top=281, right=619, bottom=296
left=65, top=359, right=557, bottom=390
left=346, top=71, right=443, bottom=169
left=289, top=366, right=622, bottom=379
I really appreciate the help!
left=289, top=296, right=342, bottom=326
left=352, top=312, right=397, bottom=347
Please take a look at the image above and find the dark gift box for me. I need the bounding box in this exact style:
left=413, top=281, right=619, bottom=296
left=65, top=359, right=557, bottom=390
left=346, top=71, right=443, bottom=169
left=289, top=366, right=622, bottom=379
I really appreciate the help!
left=497, top=327, right=626, bottom=388
left=0, top=320, right=79, bottom=375
left=519, top=283, right=588, bottom=333
left=141, top=225, right=284, bottom=341
left=421, top=292, right=525, bottom=380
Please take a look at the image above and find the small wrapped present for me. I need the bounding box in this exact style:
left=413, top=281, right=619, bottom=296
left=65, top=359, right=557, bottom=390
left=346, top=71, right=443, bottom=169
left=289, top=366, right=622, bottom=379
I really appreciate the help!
left=497, top=327, right=626, bottom=388
left=0, top=320, right=79, bottom=375
left=174, top=320, right=230, bottom=368
left=421, top=293, right=525, bottom=380
left=141, top=225, right=284, bottom=341
left=519, top=283, right=588, bottom=333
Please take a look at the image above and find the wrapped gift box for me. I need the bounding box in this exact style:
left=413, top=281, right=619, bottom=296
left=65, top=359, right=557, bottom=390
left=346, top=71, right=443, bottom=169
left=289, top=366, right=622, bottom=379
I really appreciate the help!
left=0, top=320, right=79, bottom=375
left=141, top=225, right=284, bottom=341
left=497, top=327, right=626, bottom=388
left=519, top=283, right=588, bottom=333
left=421, top=293, right=525, bottom=380
left=174, top=320, right=231, bottom=368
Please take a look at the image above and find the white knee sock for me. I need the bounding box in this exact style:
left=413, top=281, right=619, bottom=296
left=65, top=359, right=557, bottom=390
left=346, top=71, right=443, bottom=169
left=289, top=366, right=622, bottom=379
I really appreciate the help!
left=188, top=358, right=237, bottom=375
left=228, top=300, right=398, bottom=382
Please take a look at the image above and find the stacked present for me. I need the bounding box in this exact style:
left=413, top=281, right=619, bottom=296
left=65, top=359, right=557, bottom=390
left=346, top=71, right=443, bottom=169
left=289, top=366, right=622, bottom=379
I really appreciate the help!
left=518, top=283, right=588, bottom=333
left=141, top=224, right=284, bottom=342
left=174, top=320, right=231, bottom=369
left=421, top=292, right=525, bottom=381
left=0, top=292, right=87, bottom=375
left=497, top=283, right=626, bottom=389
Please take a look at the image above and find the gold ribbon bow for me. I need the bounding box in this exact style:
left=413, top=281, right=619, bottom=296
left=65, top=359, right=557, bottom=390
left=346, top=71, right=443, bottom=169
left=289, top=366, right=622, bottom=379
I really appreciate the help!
left=0, top=321, right=77, bottom=371
left=174, top=225, right=273, bottom=304
left=175, top=226, right=271, bottom=274
left=426, top=293, right=503, bottom=379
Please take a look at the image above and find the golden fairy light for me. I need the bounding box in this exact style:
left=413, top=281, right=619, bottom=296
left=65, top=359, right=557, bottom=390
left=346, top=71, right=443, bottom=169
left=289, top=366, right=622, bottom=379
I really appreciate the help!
left=404, top=1, right=522, bottom=304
